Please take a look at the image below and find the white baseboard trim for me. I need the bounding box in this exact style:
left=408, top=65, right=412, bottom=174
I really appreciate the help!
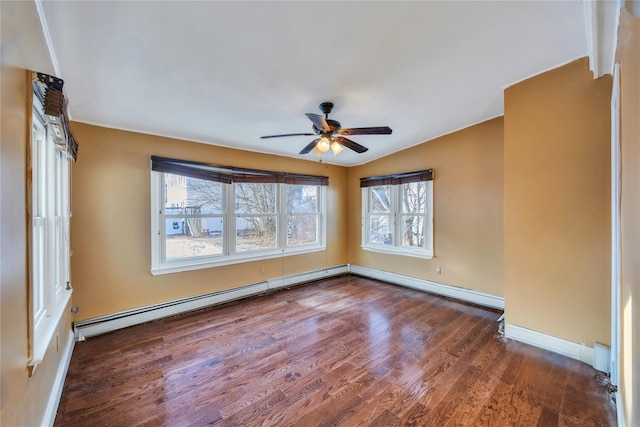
left=505, top=324, right=595, bottom=366
left=74, top=264, right=348, bottom=340
left=268, top=264, right=349, bottom=290
left=348, top=264, right=504, bottom=310
left=43, top=329, right=74, bottom=427
left=616, top=389, right=626, bottom=427
left=593, top=342, right=611, bottom=373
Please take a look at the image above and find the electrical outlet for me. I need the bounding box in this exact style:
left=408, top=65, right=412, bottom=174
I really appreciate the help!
left=259, top=266, right=265, bottom=274
left=436, top=266, right=442, bottom=275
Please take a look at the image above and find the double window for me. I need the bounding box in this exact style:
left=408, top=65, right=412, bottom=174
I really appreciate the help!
left=361, top=170, right=433, bottom=258
left=151, top=157, right=327, bottom=274
left=29, top=87, right=73, bottom=371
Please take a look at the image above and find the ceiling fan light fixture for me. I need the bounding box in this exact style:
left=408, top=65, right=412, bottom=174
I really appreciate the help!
left=260, top=102, right=391, bottom=156
left=316, top=136, right=331, bottom=153
left=330, top=141, right=344, bottom=155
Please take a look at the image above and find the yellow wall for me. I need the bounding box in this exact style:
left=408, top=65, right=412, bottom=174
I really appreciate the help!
left=69, top=123, right=348, bottom=321
left=0, top=2, right=75, bottom=426
left=504, top=58, right=612, bottom=347
left=347, top=117, right=504, bottom=297
left=619, top=5, right=640, bottom=426
left=3, top=1, right=632, bottom=422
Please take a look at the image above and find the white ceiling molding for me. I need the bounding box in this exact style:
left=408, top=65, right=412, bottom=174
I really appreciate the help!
left=584, top=0, right=622, bottom=78
left=34, top=0, right=60, bottom=78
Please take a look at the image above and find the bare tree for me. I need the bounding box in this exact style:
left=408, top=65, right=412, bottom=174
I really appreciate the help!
left=186, top=179, right=223, bottom=212
left=402, top=182, right=426, bottom=246
left=286, top=185, right=318, bottom=245
left=235, top=183, right=276, bottom=237
left=369, top=186, right=392, bottom=244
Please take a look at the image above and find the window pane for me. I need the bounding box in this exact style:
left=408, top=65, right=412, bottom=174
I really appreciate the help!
left=401, top=215, right=425, bottom=247
left=55, top=151, right=63, bottom=216
left=54, top=217, right=63, bottom=292
left=369, top=214, right=392, bottom=245
left=288, top=215, right=317, bottom=245
left=235, top=183, right=276, bottom=214
left=370, top=186, right=391, bottom=213
left=236, top=216, right=277, bottom=252
left=287, top=185, right=318, bottom=213
left=164, top=173, right=223, bottom=215
left=402, top=182, right=427, bottom=214
left=32, top=221, right=46, bottom=326
left=165, top=218, right=223, bottom=259
left=33, top=137, right=46, bottom=218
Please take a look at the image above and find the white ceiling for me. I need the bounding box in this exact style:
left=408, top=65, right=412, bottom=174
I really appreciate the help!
left=39, top=1, right=589, bottom=166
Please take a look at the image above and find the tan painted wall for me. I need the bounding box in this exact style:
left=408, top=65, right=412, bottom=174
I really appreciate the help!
left=0, top=2, right=75, bottom=426
left=347, top=117, right=504, bottom=297
left=69, top=122, right=348, bottom=321
left=618, top=5, right=640, bottom=426
left=504, top=58, right=612, bottom=347
left=1, top=3, right=628, bottom=423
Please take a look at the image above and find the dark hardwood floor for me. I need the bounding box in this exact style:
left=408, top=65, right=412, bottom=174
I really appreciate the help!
left=55, top=275, right=616, bottom=426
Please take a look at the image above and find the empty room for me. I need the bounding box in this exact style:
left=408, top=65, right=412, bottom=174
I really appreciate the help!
left=1, top=1, right=639, bottom=426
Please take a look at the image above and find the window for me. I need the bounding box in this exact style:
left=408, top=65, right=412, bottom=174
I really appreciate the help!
left=28, top=89, right=72, bottom=372
left=163, top=174, right=224, bottom=260
left=151, top=157, right=327, bottom=274
left=361, top=170, right=433, bottom=258
left=287, top=184, right=319, bottom=246
left=235, top=182, right=277, bottom=252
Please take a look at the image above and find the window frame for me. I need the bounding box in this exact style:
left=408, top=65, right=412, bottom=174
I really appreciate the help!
left=361, top=180, right=434, bottom=259
left=233, top=182, right=279, bottom=254
left=150, top=171, right=326, bottom=275
left=162, top=174, right=227, bottom=261
left=285, top=184, right=321, bottom=247
left=28, top=93, right=73, bottom=374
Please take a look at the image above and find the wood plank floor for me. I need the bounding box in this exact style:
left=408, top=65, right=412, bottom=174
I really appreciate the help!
left=55, top=275, right=616, bottom=426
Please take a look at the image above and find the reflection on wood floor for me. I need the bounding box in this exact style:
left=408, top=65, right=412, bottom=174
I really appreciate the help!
left=55, top=275, right=616, bottom=426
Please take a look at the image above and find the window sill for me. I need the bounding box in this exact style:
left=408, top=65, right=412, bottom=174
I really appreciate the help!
left=151, top=244, right=326, bottom=275
left=361, top=244, right=433, bottom=259
left=28, top=288, right=72, bottom=376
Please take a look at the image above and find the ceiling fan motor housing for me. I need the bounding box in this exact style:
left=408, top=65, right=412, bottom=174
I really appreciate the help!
left=312, top=119, right=341, bottom=134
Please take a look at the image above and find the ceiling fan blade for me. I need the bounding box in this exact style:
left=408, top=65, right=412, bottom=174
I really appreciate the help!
left=334, top=136, right=368, bottom=153
left=261, top=133, right=315, bottom=139
left=305, top=113, right=330, bottom=132
left=336, top=126, right=392, bottom=136
left=299, top=138, right=320, bottom=155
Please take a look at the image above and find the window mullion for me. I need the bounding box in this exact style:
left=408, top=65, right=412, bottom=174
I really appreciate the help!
left=62, top=156, right=71, bottom=290
left=394, top=185, right=400, bottom=247
left=279, top=183, right=286, bottom=250
left=320, top=185, right=326, bottom=247
left=371, top=187, right=377, bottom=246
left=362, top=188, right=368, bottom=247
left=159, top=173, right=167, bottom=263
left=44, top=128, right=57, bottom=311
left=227, top=183, right=235, bottom=256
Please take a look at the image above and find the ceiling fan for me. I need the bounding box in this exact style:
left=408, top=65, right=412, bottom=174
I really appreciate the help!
left=260, top=102, right=392, bottom=156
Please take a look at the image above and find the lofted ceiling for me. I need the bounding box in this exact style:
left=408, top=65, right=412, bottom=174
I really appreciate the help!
left=38, top=1, right=590, bottom=166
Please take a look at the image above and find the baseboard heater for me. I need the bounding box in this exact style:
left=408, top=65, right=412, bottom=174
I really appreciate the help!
left=74, top=264, right=349, bottom=340
left=349, top=264, right=504, bottom=310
